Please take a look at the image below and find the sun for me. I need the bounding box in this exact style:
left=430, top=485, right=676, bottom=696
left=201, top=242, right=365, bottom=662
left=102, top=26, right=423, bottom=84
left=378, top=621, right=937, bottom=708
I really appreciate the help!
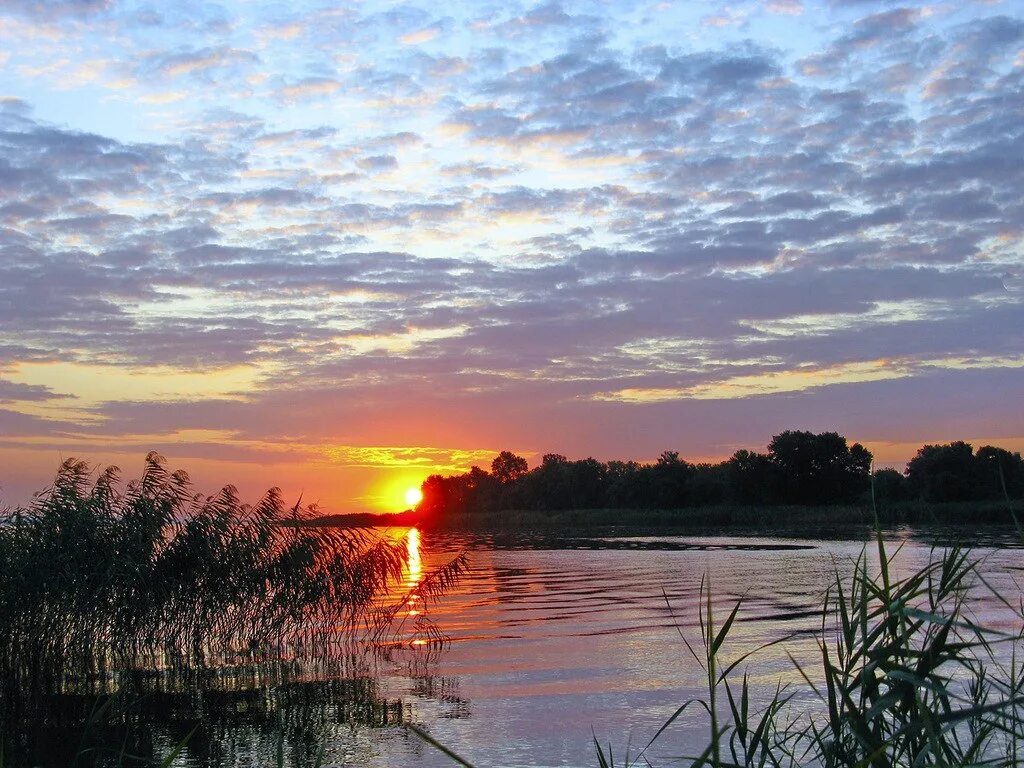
left=404, top=486, right=423, bottom=507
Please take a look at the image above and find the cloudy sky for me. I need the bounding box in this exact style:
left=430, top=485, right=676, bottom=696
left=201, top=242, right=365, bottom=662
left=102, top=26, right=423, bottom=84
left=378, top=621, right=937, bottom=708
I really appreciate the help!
left=1, top=0, right=1022, bottom=511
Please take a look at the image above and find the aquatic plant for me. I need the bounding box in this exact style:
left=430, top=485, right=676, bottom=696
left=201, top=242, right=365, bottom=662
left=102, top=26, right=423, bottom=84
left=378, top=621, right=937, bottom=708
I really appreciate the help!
left=0, top=452, right=466, bottom=678
left=589, top=534, right=1024, bottom=767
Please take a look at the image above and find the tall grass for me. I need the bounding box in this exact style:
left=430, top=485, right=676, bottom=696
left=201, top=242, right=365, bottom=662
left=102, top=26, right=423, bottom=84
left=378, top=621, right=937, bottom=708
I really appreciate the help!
left=589, top=534, right=1024, bottom=767
left=0, top=452, right=466, bottom=681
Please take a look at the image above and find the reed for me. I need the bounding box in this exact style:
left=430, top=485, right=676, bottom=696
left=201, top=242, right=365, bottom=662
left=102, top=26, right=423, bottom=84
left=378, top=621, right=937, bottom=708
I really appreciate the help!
left=0, top=453, right=466, bottom=680
left=8, top=664, right=405, bottom=767
left=590, top=533, right=1024, bottom=767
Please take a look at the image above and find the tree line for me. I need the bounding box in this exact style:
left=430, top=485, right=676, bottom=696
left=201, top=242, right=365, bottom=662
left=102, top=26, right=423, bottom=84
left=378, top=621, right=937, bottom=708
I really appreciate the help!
left=417, top=432, right=1024, bottom=517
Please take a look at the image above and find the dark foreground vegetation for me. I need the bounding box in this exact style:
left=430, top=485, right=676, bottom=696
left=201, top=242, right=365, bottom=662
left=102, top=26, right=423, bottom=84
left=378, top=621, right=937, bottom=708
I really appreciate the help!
left=0, top=453, right=464, bottom=766
left=0, top=452, right=461, bottom=670
left=415, top=432, right=1024, bottom=526
left=413, top=534, right=1024, bottom=767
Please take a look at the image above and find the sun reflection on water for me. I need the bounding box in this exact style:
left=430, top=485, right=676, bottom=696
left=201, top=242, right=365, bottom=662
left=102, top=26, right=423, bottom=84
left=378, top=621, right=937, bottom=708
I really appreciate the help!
left=406, top=527, right=423, bottom=629
left=406, top=527, right=422, bottom=586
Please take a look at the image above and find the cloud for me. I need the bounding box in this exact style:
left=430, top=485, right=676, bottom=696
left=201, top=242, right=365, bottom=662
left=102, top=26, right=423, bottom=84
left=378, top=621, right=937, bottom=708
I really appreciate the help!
left=274, top=77, right=342, bottom=103
left=0, top=0, right=1021, bottom=508
left=145, top=46, right=260, bottom=81
left=440, top=161, right=519, bottom=179
left=494, top=2, right=578, bottom=36
left=399, top=21, right=444, bottom=45
left=765, top=0, right=802, bottom=15
left=0, top=0, right=110, bottom=19
left=356, top=153, right=398, bottom=171
left=0, top=377, right=69, bottom=403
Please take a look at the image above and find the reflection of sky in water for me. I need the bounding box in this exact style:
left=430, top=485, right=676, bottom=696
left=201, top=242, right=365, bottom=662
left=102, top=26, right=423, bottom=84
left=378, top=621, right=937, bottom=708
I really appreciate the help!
left=375, top=529, right=1024, bottom=767
left=48, top=528, right=1013, bottom=767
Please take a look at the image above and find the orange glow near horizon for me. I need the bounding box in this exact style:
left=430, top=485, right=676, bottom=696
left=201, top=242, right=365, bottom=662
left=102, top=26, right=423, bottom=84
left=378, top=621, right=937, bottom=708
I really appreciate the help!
left=367, top=472, right=431, bottom=513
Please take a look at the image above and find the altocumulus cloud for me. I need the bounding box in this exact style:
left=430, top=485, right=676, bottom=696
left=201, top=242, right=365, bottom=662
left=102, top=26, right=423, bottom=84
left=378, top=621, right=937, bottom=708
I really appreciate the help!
left=0, top=0, right=1021, bottom=508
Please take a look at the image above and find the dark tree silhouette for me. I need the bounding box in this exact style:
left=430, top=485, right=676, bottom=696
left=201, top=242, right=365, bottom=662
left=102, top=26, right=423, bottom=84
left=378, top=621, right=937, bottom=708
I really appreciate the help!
left=727, top=449, right=778, bottom=505
left=414, top=433, right=1021, bottom=519
left=905, top=442, right=1024, bottom=503
left=906, top=442, right=979, bottom=502
left=976, top=445, right=1024, bottom=499
left=767, top=431, right=871, bottom=505
left=688, top=463, right=729, bottom=506
left=648, top=451, right=693, bottom=508
left=872, top=468, right=908, bottom=506
left=490, top=451, right=528, bottom=485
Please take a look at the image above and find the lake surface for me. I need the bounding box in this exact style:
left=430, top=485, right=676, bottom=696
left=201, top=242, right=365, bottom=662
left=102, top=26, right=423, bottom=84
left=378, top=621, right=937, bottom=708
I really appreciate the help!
left=353, top=526, right=1024, bottom=767
left=10, top=526, right=1023, bottom=767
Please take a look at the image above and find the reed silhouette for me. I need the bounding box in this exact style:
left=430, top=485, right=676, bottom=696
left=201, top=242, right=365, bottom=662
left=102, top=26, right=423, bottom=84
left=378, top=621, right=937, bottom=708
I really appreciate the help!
left=0, top=453, right=467, bottom=766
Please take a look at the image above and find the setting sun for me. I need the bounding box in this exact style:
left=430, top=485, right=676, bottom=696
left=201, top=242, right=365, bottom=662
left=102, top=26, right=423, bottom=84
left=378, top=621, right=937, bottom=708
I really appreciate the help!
left=404, top=486, right=423, bottom=507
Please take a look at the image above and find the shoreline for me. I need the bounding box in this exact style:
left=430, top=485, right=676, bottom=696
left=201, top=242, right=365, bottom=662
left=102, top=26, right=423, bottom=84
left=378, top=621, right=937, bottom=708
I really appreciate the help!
left=302, top=499, right=1021, bottom=532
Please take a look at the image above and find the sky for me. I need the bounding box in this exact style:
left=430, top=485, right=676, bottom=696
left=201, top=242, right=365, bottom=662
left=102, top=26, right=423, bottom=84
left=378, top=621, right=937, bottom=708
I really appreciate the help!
left=0, top=0, right=1022, bottom=512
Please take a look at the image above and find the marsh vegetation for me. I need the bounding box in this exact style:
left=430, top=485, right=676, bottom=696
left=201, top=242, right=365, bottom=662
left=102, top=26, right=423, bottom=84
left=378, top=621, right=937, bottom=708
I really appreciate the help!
left=598, top=536, right=1024, bottom=767
left=0, top=453, right=465, bottom=766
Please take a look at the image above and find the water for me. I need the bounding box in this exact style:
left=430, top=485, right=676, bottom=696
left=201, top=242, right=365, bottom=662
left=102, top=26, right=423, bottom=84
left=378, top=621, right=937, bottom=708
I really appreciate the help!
left=7, top=526, right=1023, bottom=766
left=370, top=526, right=1024, bottom=767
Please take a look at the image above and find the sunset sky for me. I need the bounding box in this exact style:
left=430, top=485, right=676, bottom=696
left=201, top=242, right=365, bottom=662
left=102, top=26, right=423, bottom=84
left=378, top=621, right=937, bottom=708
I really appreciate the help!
left=1, top=0, right=1022, bottom=512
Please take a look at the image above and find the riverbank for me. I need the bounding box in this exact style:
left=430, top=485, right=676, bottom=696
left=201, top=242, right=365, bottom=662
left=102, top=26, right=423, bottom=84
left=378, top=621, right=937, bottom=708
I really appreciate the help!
left=305, top=499, right=1020, bottom=532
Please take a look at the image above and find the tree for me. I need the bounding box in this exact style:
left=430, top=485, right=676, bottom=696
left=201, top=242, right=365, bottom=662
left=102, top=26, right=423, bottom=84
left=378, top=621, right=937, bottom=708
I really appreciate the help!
left=689, top=462, right=728, bottom=506
left=648, top=451, right=692, bottom=508
left=906, top=442, right=978, bottom=502
left=490, top=451, right=528, bottom=485
left=565, top=457, right=608, bottom=509
left=606, top=460, right=646, bottom=508
left=516, top=455, right=610, bottom=510
left=416, top=435, right=1020, bottom=519
left=465, top=465, right=498, bottom=511
left=727, top=449, right=778, bottom=505
left=767, top=431, right=872, bottom=505
left=872, top=468, right=907, bottom=506
left=849, top=443, right=872, bottom=479
left=419, top=473, right=471, bottom=515
left=975, top=446, right=1024, bottom=500
left=657, top=451, right=681, bottom=466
